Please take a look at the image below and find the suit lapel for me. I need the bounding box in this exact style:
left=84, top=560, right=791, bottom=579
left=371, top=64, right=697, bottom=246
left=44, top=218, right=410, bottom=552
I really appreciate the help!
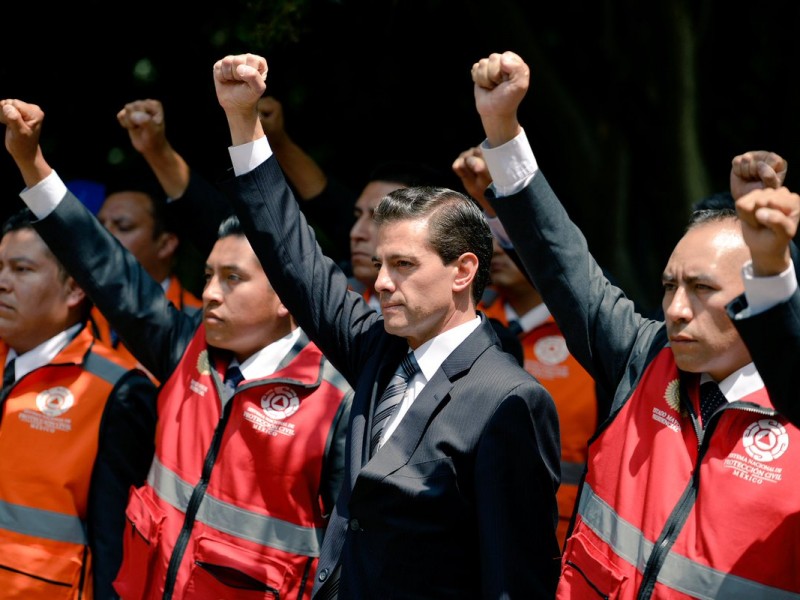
left=355, top=316, right=499, bottom=487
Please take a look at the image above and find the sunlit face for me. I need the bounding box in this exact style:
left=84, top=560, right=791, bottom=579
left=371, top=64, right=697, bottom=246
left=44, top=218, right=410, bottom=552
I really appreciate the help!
left=99, top=191, right=173, bottom=281
left=662, top=219, right=751, bottom=381
left=202, top=235, right=291, bottom=362
left=350, top=181, right=406, bottom=287
left=373, top=218, right=467, bottom=349
left=0, top=228, right=84, bottom=353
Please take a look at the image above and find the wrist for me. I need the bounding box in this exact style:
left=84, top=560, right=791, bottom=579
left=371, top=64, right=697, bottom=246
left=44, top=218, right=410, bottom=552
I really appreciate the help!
left=480, top=115, right=522, bottom=148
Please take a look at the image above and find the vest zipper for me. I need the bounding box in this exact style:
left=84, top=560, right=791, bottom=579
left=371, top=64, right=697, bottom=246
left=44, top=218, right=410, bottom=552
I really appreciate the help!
left=162, top=399, right=235, bottom=599
left=637, top=400, right=777, bottom=598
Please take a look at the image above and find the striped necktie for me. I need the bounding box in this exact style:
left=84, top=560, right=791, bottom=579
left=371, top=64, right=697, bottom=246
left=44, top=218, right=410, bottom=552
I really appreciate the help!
left=370, top=352, right=419, bottom=456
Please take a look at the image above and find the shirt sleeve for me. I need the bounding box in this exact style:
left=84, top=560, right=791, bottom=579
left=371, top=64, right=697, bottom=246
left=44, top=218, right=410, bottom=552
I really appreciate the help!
left=228, top=136, right=273, bottom=176
left=738, top=260, right=798, bottom=317
left=19, top=170, right=68, bottom=219
left=481, top=129, right=539, bottom=198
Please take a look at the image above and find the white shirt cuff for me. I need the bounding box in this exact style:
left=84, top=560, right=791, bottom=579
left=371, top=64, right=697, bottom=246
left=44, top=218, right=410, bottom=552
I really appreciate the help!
left=19, top=170, right=67, bottom=219
left=741, top=260, right=797, bottom=316
left=228, top=136, right=273, bottom=177
left=481, top=129, right=538, bottom=197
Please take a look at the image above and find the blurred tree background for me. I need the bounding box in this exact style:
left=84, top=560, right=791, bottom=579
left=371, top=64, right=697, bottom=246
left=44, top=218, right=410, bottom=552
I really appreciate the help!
left=1, top=0, right=798, bottom=313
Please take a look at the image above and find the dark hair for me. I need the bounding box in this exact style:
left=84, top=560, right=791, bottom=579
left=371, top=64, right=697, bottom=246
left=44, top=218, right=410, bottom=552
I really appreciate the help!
left=1, top=208, right=91, bottom=320
left=692, top=191, right=735, bottom=213
left=686, top=207, right=737, bottom=231
left=1, top=208, right=69, bottom=282
left=374, top=186, right=492, bottom=303
left=217, top=213, right=244, bottom=239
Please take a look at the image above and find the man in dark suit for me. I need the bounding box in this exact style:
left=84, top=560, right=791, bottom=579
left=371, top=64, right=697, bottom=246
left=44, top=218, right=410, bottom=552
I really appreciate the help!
left=211, top=53, right=562, bottom=598
left=470, top=51, right=800, bottom=598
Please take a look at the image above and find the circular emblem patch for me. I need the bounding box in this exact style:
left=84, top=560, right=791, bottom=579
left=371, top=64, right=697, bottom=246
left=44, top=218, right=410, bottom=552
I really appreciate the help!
left=534, top=335, right=569, bottom=366
left=261, top=386, right=300, bottom=420
left=743, top=419, right=789, bottom=462
left=36, top=387, right=75, bottom=417
left=196, top=350, right=211, bottom=376
left=664, top=379, right=681, bottom=412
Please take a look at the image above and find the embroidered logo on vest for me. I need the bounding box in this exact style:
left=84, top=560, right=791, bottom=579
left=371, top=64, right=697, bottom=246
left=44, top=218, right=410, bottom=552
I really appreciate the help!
left=664, top=379, right=681, bottom=412
left=261, top=386, right=300, bottom=419
left=652, top=379, right=683, bottom=432
left=534, top=335, right=569, bottom=366
left=36, top=386, right=74, bottom=416
left=243, top=386, right=300, bottom=437
left=196, top=350, right=211, bottom=375
left=18, top=387, right=75, bottom=433
left=190, top=350, right=211, bottom=396
left=743, top=419, right=789, bottom=462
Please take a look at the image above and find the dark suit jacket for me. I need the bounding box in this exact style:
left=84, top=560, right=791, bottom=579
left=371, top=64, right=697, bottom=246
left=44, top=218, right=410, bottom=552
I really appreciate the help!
left=728, top=288, right=800, bottom=427
left=490, top=171, right=800, bottom=423
left=219, top=156, right=562, bottom=599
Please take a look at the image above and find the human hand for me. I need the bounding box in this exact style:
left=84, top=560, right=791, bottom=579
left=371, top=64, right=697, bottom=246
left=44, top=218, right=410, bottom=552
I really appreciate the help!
left=736, top=186, right=800, bottom=276
left=730, top=150, right=787, bottom=201
left=117, top=98, right=167, bottom=156
left=0, top=99, right=44, bottom=165
left=257, top=96, right=290, bottom=148
left=0, top=98, right=53, bottom=187
left=471, top=51, right=529, bottom=148
left=213, top=53, right=267, bottom=115
left=213, top=53, right=268, bottom=145
left=452, top=146, right=494, bottom=215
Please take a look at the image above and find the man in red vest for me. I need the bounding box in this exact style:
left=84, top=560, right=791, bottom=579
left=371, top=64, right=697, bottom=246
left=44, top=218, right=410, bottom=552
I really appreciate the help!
left=1, top=98, right=353, bottom=600
left=471, top=50, right=800, bottom=598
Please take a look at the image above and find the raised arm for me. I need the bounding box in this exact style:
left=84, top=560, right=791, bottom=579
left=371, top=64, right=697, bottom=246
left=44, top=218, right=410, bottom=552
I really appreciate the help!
left=212, top=54, right=380, bottom=383
left=469, top=53, right=660, bottom=404
left=0, top=99, right=195, bottom=380
left=730, top=182, right=800, bottom=426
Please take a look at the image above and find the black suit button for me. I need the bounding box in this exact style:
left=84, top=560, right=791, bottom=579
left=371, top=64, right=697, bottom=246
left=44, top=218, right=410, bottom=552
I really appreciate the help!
left=349, top=518, right=360, bottom=531
left=318, top=568, right=329, bottom=582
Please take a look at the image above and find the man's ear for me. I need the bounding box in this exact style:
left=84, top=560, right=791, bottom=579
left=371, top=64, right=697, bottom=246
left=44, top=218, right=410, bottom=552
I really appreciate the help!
left=64, top=277, right=86, bottom=309
left=156, top=231, right=180, bottom=261
left=452, top=252, right=479, bottom=294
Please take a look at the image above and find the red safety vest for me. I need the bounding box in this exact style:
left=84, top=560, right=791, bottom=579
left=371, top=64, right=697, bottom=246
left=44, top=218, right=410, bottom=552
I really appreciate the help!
left=559, top=348, right=800, bottom=599
left=0, top=329, right=137, bottom=599
left=480, top=298, right=597, bottom=547
left=113, top=325, right=351, bottom=600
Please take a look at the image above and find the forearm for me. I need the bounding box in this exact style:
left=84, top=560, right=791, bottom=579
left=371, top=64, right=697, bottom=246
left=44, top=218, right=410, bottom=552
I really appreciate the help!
left=33, top=192, right=194, bottom=379
left=271, top=136, right=328, bottom=200
left=219, top=156, right=375, bottom=381
left=140, top=143, right=191, bottom=199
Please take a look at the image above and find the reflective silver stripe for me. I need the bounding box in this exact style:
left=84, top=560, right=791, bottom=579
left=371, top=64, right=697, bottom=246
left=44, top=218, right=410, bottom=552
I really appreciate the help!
left=0, top=499, right=87, bottom=545
left=560, top=460, right=584, bottom=486
left=148, top=457, right=324, bottom=556
left=579, top=483, right=799, bottom=599
left=320, top=358, right=351, bottom=395
left=83, top=351, right=127, bottom=385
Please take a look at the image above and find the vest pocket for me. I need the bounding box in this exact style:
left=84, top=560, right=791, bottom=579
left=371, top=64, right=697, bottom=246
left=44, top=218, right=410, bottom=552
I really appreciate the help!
left=182, top=536, right=289, bottom=599
left=0, top=540, right=85, bottom=599
left=113, top=485, right=166, bottom=600
left=557, top=529, right=628, bottom=599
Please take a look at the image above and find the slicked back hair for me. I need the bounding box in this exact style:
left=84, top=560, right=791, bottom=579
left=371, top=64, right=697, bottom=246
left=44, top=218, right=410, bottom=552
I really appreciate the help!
left=217, top=214, right=245, bottom=239
left=686, top=207, right=737, bottom=232
left=374, top=186, right=492, bottom=304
